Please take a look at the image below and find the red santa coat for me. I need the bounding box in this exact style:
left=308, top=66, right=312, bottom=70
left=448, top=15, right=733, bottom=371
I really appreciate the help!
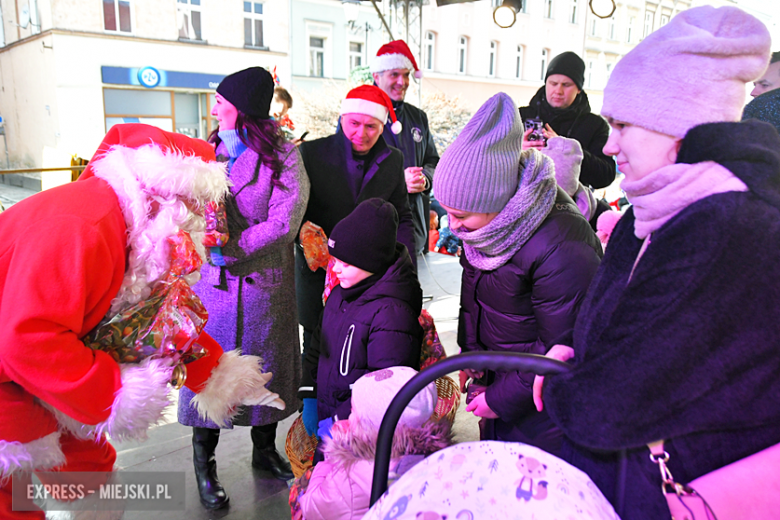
left=0, top=124, right=283, bottom=479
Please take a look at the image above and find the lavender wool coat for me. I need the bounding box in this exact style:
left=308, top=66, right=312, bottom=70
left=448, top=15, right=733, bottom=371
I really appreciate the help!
left=178, top=142, right=310, bottom=428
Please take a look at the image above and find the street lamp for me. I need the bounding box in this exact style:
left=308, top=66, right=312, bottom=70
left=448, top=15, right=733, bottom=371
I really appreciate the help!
left=493, top=0, right=523, bottom=29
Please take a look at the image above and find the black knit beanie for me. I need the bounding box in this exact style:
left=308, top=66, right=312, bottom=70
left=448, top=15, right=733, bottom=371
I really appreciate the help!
left=216, top=67, right=274, bottom=119
left=545, top=52, right=585, bottom=90
left=328, top=198, right=398, bottom=274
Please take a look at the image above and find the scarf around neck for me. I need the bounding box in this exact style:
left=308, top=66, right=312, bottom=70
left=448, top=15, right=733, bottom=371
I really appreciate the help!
left=452, top=149, right=557, bottom=271
left=622, top=161, right=748, bottom=239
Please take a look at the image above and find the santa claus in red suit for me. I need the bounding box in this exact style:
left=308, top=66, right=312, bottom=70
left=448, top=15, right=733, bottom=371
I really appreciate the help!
left=0, top=124, right=284, bottom=519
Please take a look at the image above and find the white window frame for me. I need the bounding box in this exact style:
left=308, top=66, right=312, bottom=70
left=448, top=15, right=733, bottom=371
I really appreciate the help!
left=590, top=17, right=598, bottom=36
left=643, top=10, right=654, bottom=39
left=244, top=1, right=265, bottom=48
left=540, top=48, right=548, bottom=80
left=178, top=0, right=202, bottom=41
left=569, top=0, right=577, bottom=24
left=544, top=0, right=553, bottom=19
left=587, top=60, right=593, bottom=88
left=515, top=45, right=523, bottom=79
left=424, top=31, right=436, bottom=72
left=348, top=40, right=363, bottom=71
left=488, top=41, right=497, bottom=78
left=458, top=36, right=468, bottom=75
left=627, top=16, right=635, bottom=43
left=306, top=22, right=333, bottom=78
left=660, top=14, right=669, bottom=26
left=608, top=14, right=616, bottom=40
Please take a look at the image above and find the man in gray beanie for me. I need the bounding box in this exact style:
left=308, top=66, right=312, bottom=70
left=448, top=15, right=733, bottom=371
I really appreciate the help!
left=519, top=51, right=616, bottom=190
left=434, top=92, right=602, bottom=454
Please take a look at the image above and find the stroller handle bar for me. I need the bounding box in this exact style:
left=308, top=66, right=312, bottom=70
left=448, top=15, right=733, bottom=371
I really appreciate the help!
left=369, top=351, right=571, bottom=505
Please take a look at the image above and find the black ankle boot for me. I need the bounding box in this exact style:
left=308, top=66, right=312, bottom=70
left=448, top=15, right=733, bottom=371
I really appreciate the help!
left=251, top=423, right=294, bottom=481
left=192, top=427, right=229, bottom=510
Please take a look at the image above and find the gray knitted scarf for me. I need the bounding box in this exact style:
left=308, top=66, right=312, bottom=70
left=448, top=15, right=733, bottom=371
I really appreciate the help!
left=452, top=150, right=557, bottom=271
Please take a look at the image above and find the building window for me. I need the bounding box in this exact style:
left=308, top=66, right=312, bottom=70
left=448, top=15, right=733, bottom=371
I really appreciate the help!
left=608, top=15, right=616, bottom=39
left=491, top=0, right=501, bottom=7
left=627, top=16, right=635, bottom=43
left=488, top=41, right=497, bottom=77
left=660, top=14, right=669, bottom=26
left=309, top=37, right=325, bottom=77
left=606, top=63, right=613, bottom=82
left=244, top=2, right=264, bottom=48
left=643, top=10, right=654, bottom=38
left=178, top=0, right=202, bottom=41
left=349, top=41, right=363, bottom=71
left=0, top=3, right=6, bottom=46
left=569, top=0, right=577, bottom=23
left=544, top=0, right=553, bottom=19
left=103, top=0, right=131, bottom=32
left=458, top=36, right=468, bottom=75
left=590, top=17, right=598, bottom=36
left=587, top=60, right=593, bottom=88
left=515, top=45, right=523, bottom=79
left=520, top=0, right=527, bottom=13
left=424, top=31, right=435, bottom=71
left=540, top=48, right=548, bottom=80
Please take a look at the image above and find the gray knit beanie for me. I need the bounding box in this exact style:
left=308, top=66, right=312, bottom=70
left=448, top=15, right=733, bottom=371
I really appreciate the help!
left=542, top=136, right=583, bottom=197
left=434, top=92, right=522, bottom=213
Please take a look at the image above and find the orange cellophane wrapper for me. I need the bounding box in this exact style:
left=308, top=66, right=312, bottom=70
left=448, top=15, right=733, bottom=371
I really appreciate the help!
left=84, top=232, right=209, bottom=365
left=322, top=256, right=340, bottom=306
left=299, top=221, right=329, bottom=272
left=203, top=201, right=229, bottom=247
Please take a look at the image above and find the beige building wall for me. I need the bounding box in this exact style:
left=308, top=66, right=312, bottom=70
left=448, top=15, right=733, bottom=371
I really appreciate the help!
left=421, top=0, right=587, bottom=112
left=0, top=0, right=290, bottom=168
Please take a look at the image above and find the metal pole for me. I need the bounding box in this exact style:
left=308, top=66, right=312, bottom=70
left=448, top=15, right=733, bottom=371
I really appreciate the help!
left=369, top=0, right=393, bottom=40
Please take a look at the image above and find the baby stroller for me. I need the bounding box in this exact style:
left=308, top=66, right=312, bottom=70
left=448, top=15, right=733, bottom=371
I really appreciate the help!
left=365, top=351, right=621, bottom=520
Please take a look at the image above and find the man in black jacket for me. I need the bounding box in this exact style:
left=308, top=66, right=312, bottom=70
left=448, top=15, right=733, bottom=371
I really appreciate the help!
left=370, top=40, right=440, bottom=255
left=520, top=51, right=616, bottom=189
left=296, top=85, right=415, bottom=355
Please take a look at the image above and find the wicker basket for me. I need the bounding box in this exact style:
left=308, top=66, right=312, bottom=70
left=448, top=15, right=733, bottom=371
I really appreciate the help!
left=285, top=415, right=318, bottom=480
left=433, top=376, right=460, bottom=426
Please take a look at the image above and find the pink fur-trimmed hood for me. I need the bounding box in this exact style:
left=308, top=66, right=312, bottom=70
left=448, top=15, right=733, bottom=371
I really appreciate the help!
left=322, top=417, right=452, bottom=467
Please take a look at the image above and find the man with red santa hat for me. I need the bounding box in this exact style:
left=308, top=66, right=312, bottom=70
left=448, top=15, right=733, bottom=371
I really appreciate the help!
left=0, top=123, right=284, bottom=519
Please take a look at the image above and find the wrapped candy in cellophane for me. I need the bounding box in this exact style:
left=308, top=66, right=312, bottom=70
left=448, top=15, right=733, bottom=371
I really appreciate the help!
left=202, top=201, right=229, bottom=247
left=84, top=231, right=209, bottom=368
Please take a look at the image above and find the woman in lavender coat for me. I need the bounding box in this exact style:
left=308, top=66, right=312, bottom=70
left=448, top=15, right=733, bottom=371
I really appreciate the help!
left=178, top=67, right=310, bottom=509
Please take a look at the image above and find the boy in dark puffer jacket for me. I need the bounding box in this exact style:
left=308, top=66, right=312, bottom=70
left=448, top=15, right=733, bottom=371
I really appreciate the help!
left=298, top=198, right=423, bottom=441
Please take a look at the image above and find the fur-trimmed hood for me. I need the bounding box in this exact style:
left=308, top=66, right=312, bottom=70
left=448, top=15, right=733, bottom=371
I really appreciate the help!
left=322, top=416, right=452, bottom=467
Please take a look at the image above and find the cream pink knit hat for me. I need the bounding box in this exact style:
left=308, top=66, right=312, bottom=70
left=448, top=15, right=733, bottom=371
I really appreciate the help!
left=602, top=5, right=771, bottom=139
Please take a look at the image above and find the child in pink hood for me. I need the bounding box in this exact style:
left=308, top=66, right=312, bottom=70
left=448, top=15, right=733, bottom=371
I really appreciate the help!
left=295, top=366, right=452, bottom=520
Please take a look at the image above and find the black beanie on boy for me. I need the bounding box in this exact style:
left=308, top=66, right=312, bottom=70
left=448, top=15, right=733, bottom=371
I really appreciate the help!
left=545, top=51, right=585, bottom=90
left=216, top=67, right=274, bottom=119
left=328, top=198, right=398, bottom=274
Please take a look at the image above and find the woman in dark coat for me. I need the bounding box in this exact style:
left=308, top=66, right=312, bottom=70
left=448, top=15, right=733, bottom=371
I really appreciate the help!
left=177, top=67, right=310, bottom=508
left=433, top=92, right=602, bottom=455
left=535, top=7, right=780, bottom=519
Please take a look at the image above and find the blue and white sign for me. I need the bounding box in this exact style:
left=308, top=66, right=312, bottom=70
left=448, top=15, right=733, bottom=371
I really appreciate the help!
left=137, top=66, right=161, bottom=88
left=102, top=66, right=226, bottom=90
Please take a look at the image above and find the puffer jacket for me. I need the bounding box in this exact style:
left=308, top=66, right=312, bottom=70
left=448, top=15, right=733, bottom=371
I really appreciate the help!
left=300, top=417, right=451, bottom=520
left=300, top=244, right=423, bottom=421
left=459, top=188, right=602, bottom=453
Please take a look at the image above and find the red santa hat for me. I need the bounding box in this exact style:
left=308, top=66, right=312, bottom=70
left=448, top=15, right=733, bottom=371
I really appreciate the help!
left=370, top=39, right=423, bottom=79
left=340, top=84, right=402, bottom=134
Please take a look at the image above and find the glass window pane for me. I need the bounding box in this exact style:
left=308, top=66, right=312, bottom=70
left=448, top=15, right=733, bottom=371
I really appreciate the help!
left=118, top=0, right=131, bottom=32
left=254, top=3, right=262, bottom=14
left=244, top=18, right=252, bottom=45
left=104, top=89, right=172, bottom=116
left=310, top=37, right=323, bottom=48
left=191, top=0, right=200, bottom=5
left=103, top=0, right=117, bottom=31
left=191, top=10, right=202, bottom=40
left=178, top=0, right=187, bottom=3
left=175, top=93, right=199, bottom=125
left=255, top=20, right=263, bottom=47
left=244, top=1, right=251, bottom=12
left=350, top=42, right=360, bottom=52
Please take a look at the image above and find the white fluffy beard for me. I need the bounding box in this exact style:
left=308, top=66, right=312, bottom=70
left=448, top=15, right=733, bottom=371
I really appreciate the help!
left=109, top=196, right=208, bottom=316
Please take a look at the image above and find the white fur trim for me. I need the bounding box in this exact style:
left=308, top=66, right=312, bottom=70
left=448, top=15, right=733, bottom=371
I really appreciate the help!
left=370, top=53, right=415, bottom=74
left=0, top=432, right=65, bottom=481
left=340, top=98, right=388, bottom=123
left=391, top=120, right=403, bottom=134
left=40, top=359, right=173, bottom=443
left=190, top=350, right=285, bottom=427
left=414, top=69, right=423, bottom=79
left=92, top=144, right=229, bottom=315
